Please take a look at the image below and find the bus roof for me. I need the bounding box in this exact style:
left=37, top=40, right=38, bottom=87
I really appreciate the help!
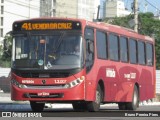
left=86, top=21, right=154, bottom=43
left=13, top=17, right=154, bottom=43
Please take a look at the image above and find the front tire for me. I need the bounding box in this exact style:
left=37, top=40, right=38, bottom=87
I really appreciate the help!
left=30, top=101, right=45, bottom=112
left=87, top=85, right=102, bottom=112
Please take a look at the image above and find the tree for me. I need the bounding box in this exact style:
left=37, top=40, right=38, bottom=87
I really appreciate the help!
left=103, top=12, right=160, bottom=69
left=0, top=33, right=12, bottom=67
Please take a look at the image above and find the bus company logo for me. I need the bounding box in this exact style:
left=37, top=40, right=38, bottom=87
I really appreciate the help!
left=42, top=80, right=46, bottom=85
left=124, top=73, right=136, bottom=80
left=106, top=68, right=116, bottom=78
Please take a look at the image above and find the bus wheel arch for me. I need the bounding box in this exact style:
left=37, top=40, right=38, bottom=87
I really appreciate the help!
left=98, top=79, right=105, bottom=102
left=87, top=81, right=104, bottom=112
left=135, top=82, right=140, bottom=107
left=126, top=84, right=139, bottom=110
left=118, top=83, right=140, bottom=110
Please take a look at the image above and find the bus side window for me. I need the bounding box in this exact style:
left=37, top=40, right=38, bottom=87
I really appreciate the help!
left=108, top=33, right=119, bottom=61
left=96, top=30, right=107, bottom=59
left=120, top=36, right=128, bottom=62
left=129, top=38, right=137, bottom=64
left=85, top=28, right=94, bottom=72
left=138, top=41, right=146, bottom=65
left=146, top=43, right=153, bottom=66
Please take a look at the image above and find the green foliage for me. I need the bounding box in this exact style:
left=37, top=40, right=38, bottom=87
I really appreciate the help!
left=104, top=15, right=133, bottom=29
left=103, top=12, right=160, bottom=69
left=0, top=34, right=12, bottom=68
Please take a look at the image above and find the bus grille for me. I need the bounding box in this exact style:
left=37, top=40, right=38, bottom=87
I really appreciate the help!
left=15, top=72, right=70, bottom=78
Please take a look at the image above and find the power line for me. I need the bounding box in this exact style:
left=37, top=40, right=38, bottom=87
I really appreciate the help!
left=5, top=0, right=40, bottom=11
left=4, top=11, right=29, bottom=18
left=144, top=0, right=160, bottom=12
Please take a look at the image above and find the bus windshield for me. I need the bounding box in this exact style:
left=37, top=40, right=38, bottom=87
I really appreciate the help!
left=12, top=32, right=84, bottom=70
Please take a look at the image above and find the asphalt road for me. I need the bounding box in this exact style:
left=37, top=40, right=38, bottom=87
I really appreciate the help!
left=0, top=102, right=160, bottom=119
left=0, top=103, right=160, bottom=112
left=0, top=92, right=160, bottom=120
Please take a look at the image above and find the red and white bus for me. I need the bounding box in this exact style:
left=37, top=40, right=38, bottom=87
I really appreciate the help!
left=11, top=18, right=155, bottom=112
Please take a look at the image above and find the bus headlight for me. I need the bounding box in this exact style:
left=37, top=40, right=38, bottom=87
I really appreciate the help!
left=64, top=76, right=85, bottom=88
left=11, top=79, right=27, bottom=88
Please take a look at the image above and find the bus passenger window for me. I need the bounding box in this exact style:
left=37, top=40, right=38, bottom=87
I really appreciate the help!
left=108, top=34, right=119, bottom=61
left=96, top=31, right=107, bottom=59
left=129, top=39, right=137, bottom=64
left=138, top=41, right=145, bottom=65
left=120, top=37, right=128, bottom=62
left=146, top=43, right=153, bottom=66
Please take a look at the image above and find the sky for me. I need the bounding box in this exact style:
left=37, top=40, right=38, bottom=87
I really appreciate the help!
left=124, top=0, right=160, bottom=15
left=101, top=0, right=160, bottom=16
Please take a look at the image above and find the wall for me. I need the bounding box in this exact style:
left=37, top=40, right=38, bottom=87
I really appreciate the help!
left=156, top=70, right=160, bottom=93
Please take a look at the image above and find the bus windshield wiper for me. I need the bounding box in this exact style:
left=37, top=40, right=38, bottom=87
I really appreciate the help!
left=48, top=32, right=65, bottom=59
left=54, top=32, right=65, bottom=53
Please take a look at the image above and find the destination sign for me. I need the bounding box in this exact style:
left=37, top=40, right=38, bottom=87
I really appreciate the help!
left=13, top=20, right=81, bottom=31
left=22, top=22, right=72, bottom=30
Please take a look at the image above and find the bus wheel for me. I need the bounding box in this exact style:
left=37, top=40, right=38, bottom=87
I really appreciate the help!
left=87, top=85, right=102, bottom=112
left=126, top=86, right=139, bottom=110
left=30, top=101, right=45, bottom=112
left=72, top=102, right=87, bottom=111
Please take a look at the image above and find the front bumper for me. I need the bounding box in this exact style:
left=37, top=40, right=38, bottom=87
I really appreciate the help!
left=11, top=81, right=85, bottom=102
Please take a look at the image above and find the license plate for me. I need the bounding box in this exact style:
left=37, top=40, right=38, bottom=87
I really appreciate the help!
left=38, top=92, right=50, bottom=96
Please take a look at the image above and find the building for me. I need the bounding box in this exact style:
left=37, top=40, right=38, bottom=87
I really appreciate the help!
left=40, top=0, right=100, bottom=21
left=0, top=0, right=40, bottom=45
left=104, top=0, right=130, bottom=18
left=40, top=0, right=54, bottom=17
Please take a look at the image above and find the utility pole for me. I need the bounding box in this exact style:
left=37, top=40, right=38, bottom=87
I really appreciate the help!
left=134, top=0, right=138, bottom=32
left=27, top=0, right=32, bottom=18
left=97, top=5, right=100, bottom=20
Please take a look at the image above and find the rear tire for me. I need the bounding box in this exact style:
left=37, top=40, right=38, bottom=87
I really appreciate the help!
left=126, top=86, right=139, bottom=110
left=118, top=102, right=127, bottom=110
left=118, top=86, right=139, bottom=110
left=87, top=85, right=102, bottom=112
left=30, top=101, right=45, bottom=112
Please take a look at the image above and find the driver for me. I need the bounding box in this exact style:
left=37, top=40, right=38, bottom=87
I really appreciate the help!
left=73, top=45, right=80, bottom=56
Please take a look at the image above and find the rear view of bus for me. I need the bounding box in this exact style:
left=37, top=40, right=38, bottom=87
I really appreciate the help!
left=11, top=18, right=86, bottom=111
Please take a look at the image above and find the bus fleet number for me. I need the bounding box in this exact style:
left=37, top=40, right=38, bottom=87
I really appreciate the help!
left=54, top=80, right=67, bottom=84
